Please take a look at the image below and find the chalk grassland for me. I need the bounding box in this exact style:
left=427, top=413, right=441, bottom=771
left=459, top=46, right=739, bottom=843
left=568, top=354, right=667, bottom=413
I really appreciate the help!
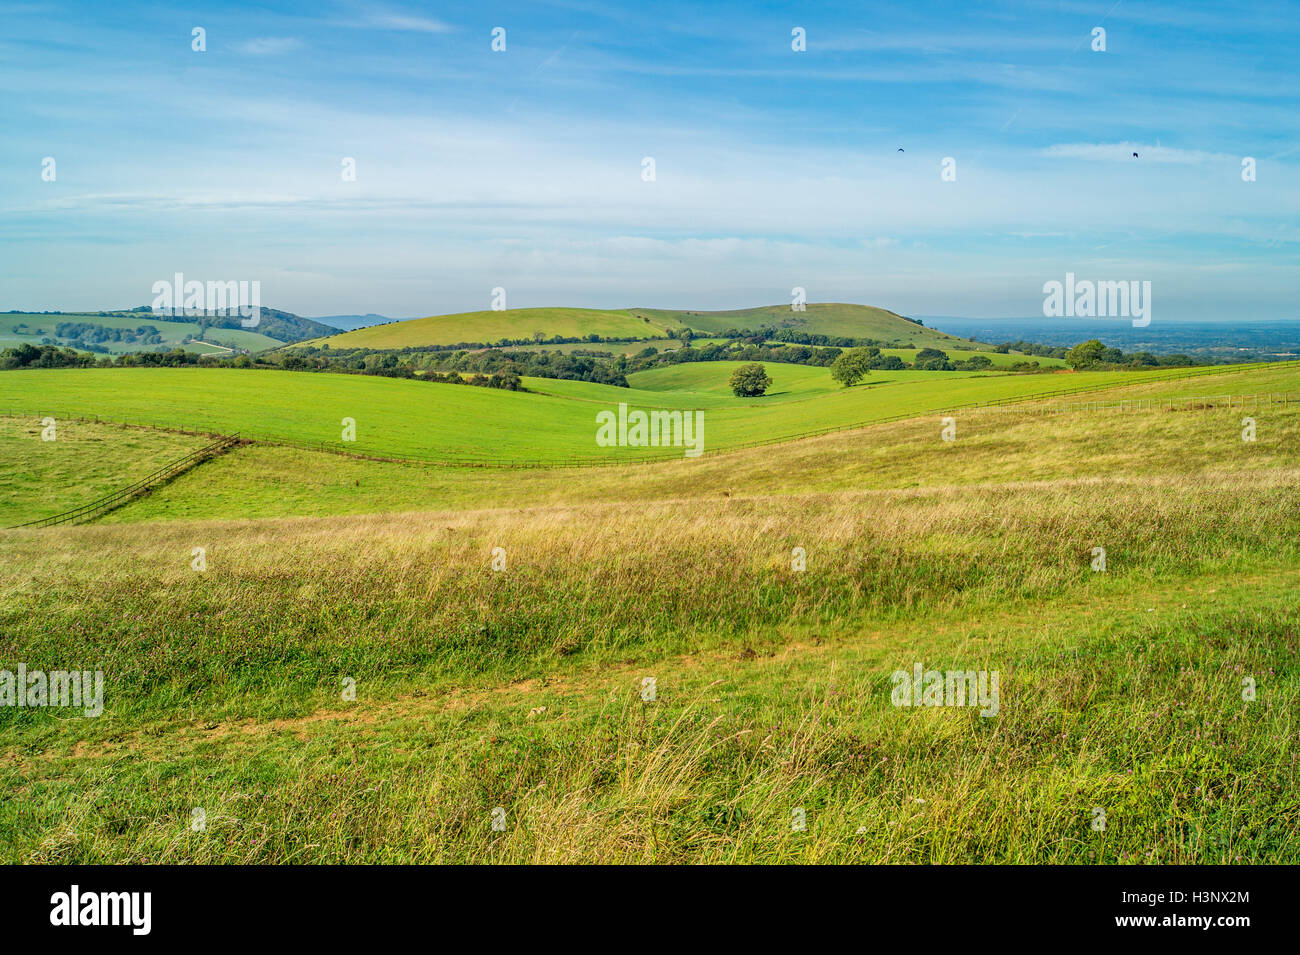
left=631, top=303, right=968, bottom=346
left=301, top=303, right=971, bottom=352
left=626, top=361, right=842, bottom=400
left=621, top=359, right=1065, bottom=402
left=0, top=363, right=1239, bottom=465
left=0, top=416, right=1297, bottom=861
left=0, top=418, right=208, bottom=526
left=312, top=307, right=689, bottom=350
left=0, top=313, right=283, bottom=355
left=0, top=361, right=1296, bottom=863
left=91, top=393, right=1300, bottom=524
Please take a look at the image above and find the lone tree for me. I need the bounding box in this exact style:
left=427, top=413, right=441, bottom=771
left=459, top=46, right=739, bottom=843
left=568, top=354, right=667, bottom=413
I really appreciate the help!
left=1066, top=339, right=1107, bottom=369
left=830, top=347, right=873, bottom=387
left=729, top=362, right=771, bottom=397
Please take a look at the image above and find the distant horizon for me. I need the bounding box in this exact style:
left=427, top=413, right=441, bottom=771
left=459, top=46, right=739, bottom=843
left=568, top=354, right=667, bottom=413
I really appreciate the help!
left=5, top=302, right=1300, bottom=327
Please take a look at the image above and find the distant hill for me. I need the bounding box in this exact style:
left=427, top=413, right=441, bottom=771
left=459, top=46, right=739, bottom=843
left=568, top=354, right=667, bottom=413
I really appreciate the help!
left=633, top=303, right=968, bottom=347
left=0, top=310, right=283, bottom=356
left=314, top=313, right=402, bottom=331
left=1, top=306, right=333, bottom=355
left=309, top=303, right=970, bottom=351
left=194, top=306, right=336, bottom=343
left=47, top=306, right=337, bottom=345
left=314, top=307, right=691, bottom=349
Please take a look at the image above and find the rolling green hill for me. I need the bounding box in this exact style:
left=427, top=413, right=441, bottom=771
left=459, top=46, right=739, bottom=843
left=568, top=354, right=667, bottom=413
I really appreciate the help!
left=3, top=360, right=1299, bottom=863
left=306, top=303, right=976, bottom=352
left=316, top=307, right=691, bottom=350
left=632, top=303, right=969, bottom=346
left=46, top=364, right=1291, bottom=524
left=0, top=362, right=1251, bottom=467
left=0, top=312, right=284, bottom=355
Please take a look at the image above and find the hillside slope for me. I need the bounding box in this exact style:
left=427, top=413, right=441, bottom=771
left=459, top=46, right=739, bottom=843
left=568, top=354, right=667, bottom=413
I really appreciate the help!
left=308, top=303, right=975, bottom=351
left=4, top=371, right=1299, bottom=863
left=2, top=307, right=335, bottom=355
left=0, top=363, right=1253, bottom=468
left=317, top=307, right=689, bottom=349
left=633, top=303, right=968, bottom=346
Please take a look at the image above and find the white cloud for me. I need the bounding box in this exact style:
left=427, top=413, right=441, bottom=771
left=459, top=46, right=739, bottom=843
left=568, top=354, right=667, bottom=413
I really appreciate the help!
left=1041, top=142, right=1233, bottom=164
left=812, top=31, right=1069, bottom=54
left=235, top=37, right=304, bottom=55
left=365, top=13, right=454, bottom=33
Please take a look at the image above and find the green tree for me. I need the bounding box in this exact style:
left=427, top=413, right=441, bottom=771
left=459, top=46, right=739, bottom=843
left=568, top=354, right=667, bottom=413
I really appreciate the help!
left=1066, top=339, right=1107, bottom=368
left=729, top=362, right=771, bottom=397
left=830, top=347, right=873, bottom=387
left=913, top=347, right=954, bottom=370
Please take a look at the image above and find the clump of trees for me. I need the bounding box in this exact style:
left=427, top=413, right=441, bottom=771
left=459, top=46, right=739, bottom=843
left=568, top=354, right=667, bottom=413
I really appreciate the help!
left=54, top=322, right=163, bottom=346
left=280, top=345, right=625, bottom=387
left=0, top=343, right=203, bottom=369
left=912, top=347, right=954, bottom=370
left=626, top=339, right=842, bottom=373
left=1, top=343, right=98, bottom=369
left=729, top=362, right=772, bottom=397
left=995, top=340, right=1070, bottom=359
left=1066, top=339, right=1196, bottom=369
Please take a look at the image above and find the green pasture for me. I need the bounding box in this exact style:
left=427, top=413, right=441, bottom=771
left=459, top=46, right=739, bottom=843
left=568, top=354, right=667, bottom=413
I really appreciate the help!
left=0, top=416, right=208, bottom=526
left=0, top=364, right=1230, bottom=465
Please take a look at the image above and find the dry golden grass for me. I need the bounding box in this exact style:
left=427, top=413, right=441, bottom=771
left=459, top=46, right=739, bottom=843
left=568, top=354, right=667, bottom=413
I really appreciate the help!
left=2, top=384, right=1298, bottom=863
left=86, top=399, right=1300, bottom=523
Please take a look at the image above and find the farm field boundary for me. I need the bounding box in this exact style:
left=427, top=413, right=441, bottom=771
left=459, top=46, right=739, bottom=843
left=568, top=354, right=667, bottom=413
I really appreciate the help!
left=7, top=434, right=241, bottom=528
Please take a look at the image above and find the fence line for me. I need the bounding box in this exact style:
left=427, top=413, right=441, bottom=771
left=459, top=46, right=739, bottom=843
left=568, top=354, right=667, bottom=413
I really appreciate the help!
left=3, top=359, right=1293, bottom=472
left=8, top=434, right=240, bottom=528
left=972, top=392, right=1297, bottom=415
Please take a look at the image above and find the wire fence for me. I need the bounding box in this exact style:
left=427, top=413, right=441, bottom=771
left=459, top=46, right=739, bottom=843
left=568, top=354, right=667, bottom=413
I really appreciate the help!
left=972, top=392, right=1299, bottom=415
left=8, top=434, right=240, bottom=528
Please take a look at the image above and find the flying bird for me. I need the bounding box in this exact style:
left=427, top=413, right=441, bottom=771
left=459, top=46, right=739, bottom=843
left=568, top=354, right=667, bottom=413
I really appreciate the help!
left=1132, top=151, right=1139, bottom=158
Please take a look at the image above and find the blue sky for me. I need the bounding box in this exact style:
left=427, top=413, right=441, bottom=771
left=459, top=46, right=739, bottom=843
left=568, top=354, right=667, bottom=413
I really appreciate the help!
left=2, top=0, right=1297, bottom=320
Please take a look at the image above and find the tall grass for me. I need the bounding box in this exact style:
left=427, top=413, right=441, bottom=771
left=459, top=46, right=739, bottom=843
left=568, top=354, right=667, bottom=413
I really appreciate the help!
left=2, top=370, right=1297, bottom=863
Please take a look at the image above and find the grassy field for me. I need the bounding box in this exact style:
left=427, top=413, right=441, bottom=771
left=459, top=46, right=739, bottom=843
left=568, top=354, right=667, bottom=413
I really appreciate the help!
left=1, top=360, right=1296, bottom=863
left=0, top=312, right=283, bottom=355
left=625, top=361, right=840, bottom=399
left=624, top=357, right=1067, bottom=398
left=0, top=417, right=209, bottom=526
left=313, top=307, right=689, bottom=350
left=0, top=364, right=1237, bottom=467
left=1, top=398, right=1297, bottom=861
left=81, top=387, right=1300, bottom=524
